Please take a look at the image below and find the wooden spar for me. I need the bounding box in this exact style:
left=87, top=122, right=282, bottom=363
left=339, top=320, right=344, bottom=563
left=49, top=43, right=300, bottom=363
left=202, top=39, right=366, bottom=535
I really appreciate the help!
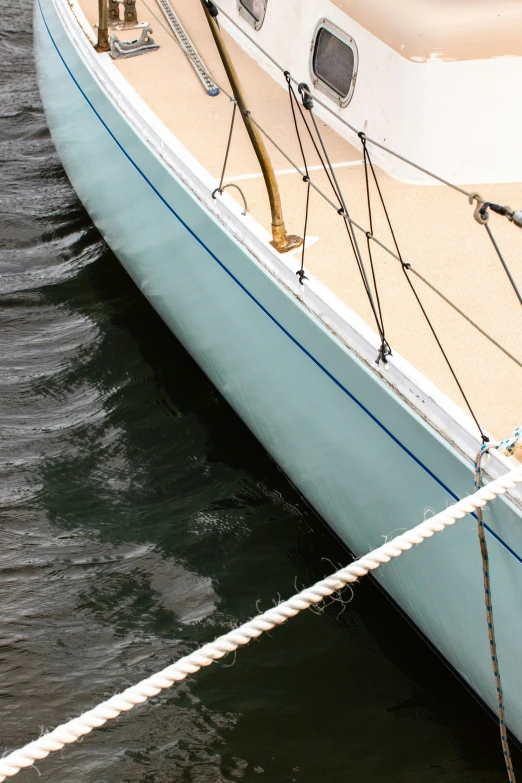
left=95, top=0, right=110, bottom=51
left=200, top=0, right=302, bottom=253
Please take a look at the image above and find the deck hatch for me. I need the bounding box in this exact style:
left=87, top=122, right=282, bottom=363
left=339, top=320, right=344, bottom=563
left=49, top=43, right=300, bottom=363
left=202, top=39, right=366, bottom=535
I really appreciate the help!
left=237, top=0, right=267, bottom=30
left=310, top=20, right=358, bottom=107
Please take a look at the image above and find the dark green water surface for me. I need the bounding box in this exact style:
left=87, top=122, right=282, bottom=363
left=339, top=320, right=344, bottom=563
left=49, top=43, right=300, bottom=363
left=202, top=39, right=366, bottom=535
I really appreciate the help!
left=1, top=1, right=520, bottom=780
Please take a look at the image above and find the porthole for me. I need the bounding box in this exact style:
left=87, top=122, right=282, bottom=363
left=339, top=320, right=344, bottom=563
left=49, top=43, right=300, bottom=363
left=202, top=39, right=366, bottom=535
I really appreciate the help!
left=310, top=20, right=358, bottom=107
left=237, top=0, right=268, bottom=31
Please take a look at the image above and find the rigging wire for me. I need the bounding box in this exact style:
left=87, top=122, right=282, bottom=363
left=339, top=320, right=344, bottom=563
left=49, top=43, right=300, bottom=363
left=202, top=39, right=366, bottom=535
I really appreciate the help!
left=139, top=0, right=521, bottom=372
left=247, top=106, right=522, bottom=368
left=248, top=108, right=522, bottom=369
left=286, top=75, right=310, bottom=284
left=286, top=71, right=486, bottom=437
left=359, top=133, right=487, bottom=442
left=285, top=75, right=390, bottom=362
left=484, top=222, right=522, bottom=307
left=407, top=269, right=522, bottom=371
left=213, top=99, right=237, bottom=195
left=211, top=1, right=519, bottom=214
left=211, top=99, right=249, bottom=213
left=471, top=198, right=522, bottom=307
left=361, top=138, right=391, bottom=362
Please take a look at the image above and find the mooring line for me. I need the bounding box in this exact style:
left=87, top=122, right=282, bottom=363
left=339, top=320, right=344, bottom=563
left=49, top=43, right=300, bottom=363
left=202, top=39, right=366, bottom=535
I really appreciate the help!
left=1, top=462, right=522, bottom=781
left=475, top=429, right=522, bottom=783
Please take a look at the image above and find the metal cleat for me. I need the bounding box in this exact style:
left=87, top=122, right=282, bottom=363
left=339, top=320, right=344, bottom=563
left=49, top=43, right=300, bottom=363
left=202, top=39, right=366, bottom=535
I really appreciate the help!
left=109, top=25, right=160, bottom=58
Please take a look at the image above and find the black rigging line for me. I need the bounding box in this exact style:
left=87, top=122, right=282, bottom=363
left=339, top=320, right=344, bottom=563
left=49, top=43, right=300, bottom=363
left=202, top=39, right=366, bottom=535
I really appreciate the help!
left=485, top=223, right=522, bottom=306
left=307, top=108, right=373, bottom=291
left=245, top=106, right=520, bottom=370
left=362, top=141, right=391, bottom=363
left=284, top=73, right=390, bottom=363
left=212, top=3, right=520, bottom=213
left=214, top=100, right=237, bottom=195
left=359, top=133, right=487, bottom=442
left=298, top=182, right=311, bottom=285
left=286, top=75, right=309, bottom=285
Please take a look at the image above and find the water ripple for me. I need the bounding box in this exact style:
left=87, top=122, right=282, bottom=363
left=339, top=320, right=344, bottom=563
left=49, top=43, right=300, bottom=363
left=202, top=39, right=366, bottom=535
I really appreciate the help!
left=0, top=0, right=518, bottom=780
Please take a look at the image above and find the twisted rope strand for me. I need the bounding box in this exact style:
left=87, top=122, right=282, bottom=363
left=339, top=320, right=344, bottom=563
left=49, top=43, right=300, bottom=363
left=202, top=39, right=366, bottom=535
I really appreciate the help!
left=474, top=428, right=521, bottom=782
left=1, top=463, right=522, bottom=781
left=475, top=449, right=516, bottom=782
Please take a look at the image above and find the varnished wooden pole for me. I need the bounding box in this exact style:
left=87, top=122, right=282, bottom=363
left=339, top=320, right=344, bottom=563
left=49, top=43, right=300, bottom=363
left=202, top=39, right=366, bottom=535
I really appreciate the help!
left=95, top=0, right=110, bottom=52
left=200, top=1, right=302, bottom=253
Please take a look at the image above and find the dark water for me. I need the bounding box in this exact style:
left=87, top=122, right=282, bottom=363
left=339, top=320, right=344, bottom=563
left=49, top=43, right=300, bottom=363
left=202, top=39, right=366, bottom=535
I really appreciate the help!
left=1, top=1, right=520, bottom=780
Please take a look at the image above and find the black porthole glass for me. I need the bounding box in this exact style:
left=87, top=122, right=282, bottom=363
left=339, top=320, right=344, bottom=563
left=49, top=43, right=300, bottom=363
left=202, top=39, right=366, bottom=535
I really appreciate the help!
left=238, top=0, right=267, bottom=27
left=313, top=27, right=355, bottom=100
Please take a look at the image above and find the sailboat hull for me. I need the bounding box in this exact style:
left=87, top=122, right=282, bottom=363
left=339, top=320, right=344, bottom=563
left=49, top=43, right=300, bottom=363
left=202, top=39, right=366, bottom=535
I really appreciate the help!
left=34, top=0, right=522, bottom=742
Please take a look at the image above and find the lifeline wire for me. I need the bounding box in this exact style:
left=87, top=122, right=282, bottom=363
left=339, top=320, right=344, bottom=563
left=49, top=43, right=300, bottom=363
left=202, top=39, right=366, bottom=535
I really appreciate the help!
left=285, top=76, right=390, bottom=361
left=211, top=100, right=249, bottom=213
left=359, top=135, right=487, bottom=443
left=361, top=136, right=391, bottom=362
left=140, top=0, right=521, bottom=370
left=248, top=108, right=522, bottom=368
left=1, top=462, right=522, bottom=782
left=484, top=223, right=522, bottom=308
left=286, top=74, right=310, bottom=284
left=308, top=107, right=384, bottom=337
left=214, top=99, right=237, bottom=195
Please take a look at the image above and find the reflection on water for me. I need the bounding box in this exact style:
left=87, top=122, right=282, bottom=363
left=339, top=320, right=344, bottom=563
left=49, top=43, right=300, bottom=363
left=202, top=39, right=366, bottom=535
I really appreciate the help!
left=0, top=0, right=519, bottom=780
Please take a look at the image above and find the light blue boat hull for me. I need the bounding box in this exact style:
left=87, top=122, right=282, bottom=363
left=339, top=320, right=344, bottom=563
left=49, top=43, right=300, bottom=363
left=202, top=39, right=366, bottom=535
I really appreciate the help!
left=34, top=0, right=522, bottom=741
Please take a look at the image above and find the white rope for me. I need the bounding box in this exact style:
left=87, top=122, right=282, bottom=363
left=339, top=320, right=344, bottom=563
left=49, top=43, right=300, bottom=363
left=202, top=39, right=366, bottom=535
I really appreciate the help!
left=2, top=462, right=522, bottom=782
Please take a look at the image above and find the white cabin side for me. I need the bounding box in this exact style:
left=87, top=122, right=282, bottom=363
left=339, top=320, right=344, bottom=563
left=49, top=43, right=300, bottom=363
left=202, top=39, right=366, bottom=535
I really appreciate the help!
left=217, top=0, right=522, bottom=184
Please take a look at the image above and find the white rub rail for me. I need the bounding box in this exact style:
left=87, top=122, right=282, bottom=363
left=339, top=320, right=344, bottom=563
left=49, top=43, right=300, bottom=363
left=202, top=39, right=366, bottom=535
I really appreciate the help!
left=1, top=462, right=522, bottom=782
